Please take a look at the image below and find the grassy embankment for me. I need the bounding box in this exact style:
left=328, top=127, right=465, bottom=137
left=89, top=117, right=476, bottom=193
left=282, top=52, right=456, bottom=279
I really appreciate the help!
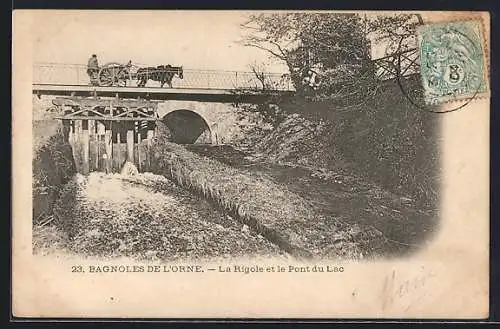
left=150, top=138, right=386, bottom=260
left=257, top=76, right=440, bottom=209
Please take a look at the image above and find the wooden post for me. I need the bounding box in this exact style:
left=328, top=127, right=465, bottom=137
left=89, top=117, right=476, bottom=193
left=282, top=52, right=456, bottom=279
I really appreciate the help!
left=82, top=119, right=90, bottom=175
left=69, top=120, right=75, bottom=144
left=74, top=119, right=82, bottom=141
left=88, top=119, right=95, bottom=171
left=74, top=119, right=83, bottom=174
left=88, top=120, right=95, bottom=137
left=67, top=119, right=78, bottom=172
left=62, top=119, right=70, bottom=141
left=137, top=132, right=142, bottom=172
left=97, top=121, right=106, bottom=135
left=146, top=128, right=154, bottom=171
left=104, top=124, right=112, bottom=174
left=97, top=121, right=105, bottom=170
left=146, top=129, right=155, bottom=141
left=126, top=125, right=134, bottom=163
left=116, top=131, right=121, bottom=172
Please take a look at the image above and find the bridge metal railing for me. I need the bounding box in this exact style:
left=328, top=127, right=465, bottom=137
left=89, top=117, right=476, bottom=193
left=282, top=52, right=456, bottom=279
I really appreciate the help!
left=372, top=48, right=420, bottom=81
left=33, top=48, right=419, bottom=92
left=32, top=63, right=295, bottom=91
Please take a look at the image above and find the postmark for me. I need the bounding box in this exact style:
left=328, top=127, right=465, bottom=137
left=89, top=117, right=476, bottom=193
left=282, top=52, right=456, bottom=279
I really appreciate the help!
left=418, top=20, right=488, bottom=106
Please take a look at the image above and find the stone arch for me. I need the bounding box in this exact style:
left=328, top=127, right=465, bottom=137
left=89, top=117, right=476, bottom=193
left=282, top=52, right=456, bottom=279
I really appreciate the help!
left=161, top=109, right=213, bottom=144
left=158, top=101, right=221, bottom=145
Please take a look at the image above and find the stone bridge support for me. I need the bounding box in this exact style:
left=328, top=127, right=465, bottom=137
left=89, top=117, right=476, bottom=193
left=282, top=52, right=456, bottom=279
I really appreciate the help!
left=157, top=100, right=237, bottom=145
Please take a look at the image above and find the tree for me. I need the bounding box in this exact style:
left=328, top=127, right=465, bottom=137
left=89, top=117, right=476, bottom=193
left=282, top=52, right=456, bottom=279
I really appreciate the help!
left=241, top=13, right=371, bottom=96
left=248, top=61, right=282, bottom=91
left=367, top=14, right=424, bottom=56
left=240, top=12, right=426, bottom=105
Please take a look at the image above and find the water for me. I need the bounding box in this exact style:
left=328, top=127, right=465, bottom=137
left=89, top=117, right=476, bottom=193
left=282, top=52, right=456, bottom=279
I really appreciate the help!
left=44, top=171, right=285, bottom=261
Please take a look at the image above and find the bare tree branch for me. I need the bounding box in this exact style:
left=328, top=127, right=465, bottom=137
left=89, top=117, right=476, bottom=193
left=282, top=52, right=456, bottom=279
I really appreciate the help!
left=243, top=42, right=287, bottom=61
left=249, top=63, right=267, bottom=90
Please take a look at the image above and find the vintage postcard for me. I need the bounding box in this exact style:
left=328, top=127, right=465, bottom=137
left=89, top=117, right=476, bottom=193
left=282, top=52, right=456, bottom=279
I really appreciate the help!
left=12, top=10, right=490, bottom=318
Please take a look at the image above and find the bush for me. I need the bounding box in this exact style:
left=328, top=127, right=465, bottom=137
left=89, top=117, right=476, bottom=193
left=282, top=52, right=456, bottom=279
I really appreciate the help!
left=32, top=125, right=76, bottom=224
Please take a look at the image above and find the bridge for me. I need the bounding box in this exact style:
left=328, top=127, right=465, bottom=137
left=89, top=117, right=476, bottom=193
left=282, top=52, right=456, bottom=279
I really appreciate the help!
left=33, top=63, right=295, bottom=103
left=33, top=48, right=419, bottom=100
left=32, top=49, right=420, bottom=175
left=32, top=63, right=299, bottom=175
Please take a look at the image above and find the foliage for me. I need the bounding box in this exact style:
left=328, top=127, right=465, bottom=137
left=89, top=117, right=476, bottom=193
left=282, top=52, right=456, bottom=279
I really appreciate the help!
left=333, top=78, right=439, bottom=207
left=241, top=12, right=371, bottom=96
left=267, top=77, right=440, bottom=207
left=241, top=12, right=424, bottom=99
left=33, top=125, right=76, bottom=224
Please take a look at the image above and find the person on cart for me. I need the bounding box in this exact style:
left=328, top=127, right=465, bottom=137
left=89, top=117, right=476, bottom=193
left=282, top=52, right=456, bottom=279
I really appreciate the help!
left=87, top=54, right=100, bottom=85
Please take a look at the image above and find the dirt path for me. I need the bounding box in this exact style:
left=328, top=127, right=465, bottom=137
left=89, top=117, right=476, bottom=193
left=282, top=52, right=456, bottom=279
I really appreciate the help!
left=185, top=144, right=439, bottom=257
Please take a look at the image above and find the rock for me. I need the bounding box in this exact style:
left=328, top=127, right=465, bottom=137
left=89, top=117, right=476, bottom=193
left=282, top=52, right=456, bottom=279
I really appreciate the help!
left=400, top=196, right=413, bottom=205
left=121, top=162, right=139, bottom=176
left=349, top=224, right=362, bottom=239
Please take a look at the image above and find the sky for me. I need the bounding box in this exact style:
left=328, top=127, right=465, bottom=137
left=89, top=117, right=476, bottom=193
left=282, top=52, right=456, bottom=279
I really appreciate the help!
left=30, top=10, right=428, bottom=75
left=32, top=10, right=289, bottom=73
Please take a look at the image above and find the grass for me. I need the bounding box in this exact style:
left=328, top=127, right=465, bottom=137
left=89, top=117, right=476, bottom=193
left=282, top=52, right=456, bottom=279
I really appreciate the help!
left=33, top=220, right=70, bottom=255
left=150, top=139, right=383, bottom=260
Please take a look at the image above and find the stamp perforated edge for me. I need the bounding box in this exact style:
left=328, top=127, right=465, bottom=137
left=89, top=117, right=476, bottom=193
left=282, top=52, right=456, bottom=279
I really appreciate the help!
left=416, top=16, right=490, bottom=108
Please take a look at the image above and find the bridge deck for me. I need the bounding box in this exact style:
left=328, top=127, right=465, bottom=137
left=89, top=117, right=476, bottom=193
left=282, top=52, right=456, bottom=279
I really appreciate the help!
left=33, top=49, right=420, bottom=103
left=33, top=84, right=293, bottom=103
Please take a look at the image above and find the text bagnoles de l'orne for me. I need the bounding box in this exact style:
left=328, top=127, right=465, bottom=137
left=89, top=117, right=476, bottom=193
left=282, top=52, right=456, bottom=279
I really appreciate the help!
left=84, top=264, right=345, bottom=274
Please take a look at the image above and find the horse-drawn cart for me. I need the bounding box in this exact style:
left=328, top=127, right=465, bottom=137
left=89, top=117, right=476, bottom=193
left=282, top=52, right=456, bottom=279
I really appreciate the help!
left=89, top=61, right=184, bottom=88
left=97, top=62, right=132, bottom=87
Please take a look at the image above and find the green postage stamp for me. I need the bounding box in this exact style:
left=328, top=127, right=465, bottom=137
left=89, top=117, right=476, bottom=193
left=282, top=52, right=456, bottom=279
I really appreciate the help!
left=419, top=20, right=488, bottom=105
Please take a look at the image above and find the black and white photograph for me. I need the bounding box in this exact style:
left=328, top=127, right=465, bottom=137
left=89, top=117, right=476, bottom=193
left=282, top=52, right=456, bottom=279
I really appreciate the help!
left=13, top=10, right=490, bottom=318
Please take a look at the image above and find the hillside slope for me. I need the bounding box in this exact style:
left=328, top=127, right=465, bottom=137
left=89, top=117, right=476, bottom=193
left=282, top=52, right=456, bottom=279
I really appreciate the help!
left=245, top=77, right=440, bottom=208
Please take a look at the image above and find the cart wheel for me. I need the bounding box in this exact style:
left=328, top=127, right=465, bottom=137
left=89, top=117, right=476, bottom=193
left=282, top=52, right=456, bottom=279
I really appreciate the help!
left=98, top=63, right=128, bottom=87
left=118, top=69, right=131, bottom=87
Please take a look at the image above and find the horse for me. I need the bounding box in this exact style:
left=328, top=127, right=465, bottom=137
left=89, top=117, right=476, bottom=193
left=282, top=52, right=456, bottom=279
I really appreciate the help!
left=136, top=65, right=184, bottom=88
